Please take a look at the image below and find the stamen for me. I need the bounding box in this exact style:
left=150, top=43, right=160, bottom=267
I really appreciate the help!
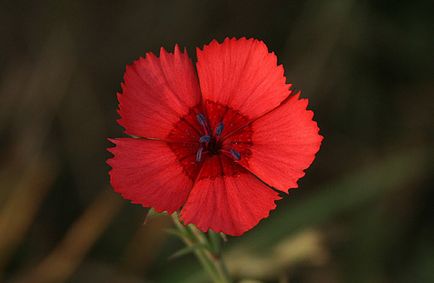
left=215, top=122, right=224, bottom=137
left=199, top=135, right=211, bottom=143
left=196, top=113, right=207, bottom=127
left=230, top=149, right=241, bottom=160
left=196, top=147, right=204, bottom=162
left=196, top=113, right=210, bottom=134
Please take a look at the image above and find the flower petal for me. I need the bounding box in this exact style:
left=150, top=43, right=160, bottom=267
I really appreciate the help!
left=107, top=138, right=195, bottom=213
left=228, top=93, right=323, bottom=192
left=196, top=37, right=291, bottom=132
left=180, top=155, right=281, bottom=236
left=118, top=45, right=201, bottom=140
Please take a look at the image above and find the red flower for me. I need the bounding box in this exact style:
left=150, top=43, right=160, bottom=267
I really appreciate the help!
left=107, top=38, right=323, bottom=236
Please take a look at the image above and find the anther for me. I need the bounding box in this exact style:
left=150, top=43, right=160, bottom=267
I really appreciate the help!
left=196, top=113, right=207, bottom=127
left=215, top=122, right=224, bottom=137
left=230, top=149, right=241, bottom=160
left=196, top=113, right=210, bottom=134
left=199, top=135, right=211, bottom=143
left=196, top=147, right=204, bottom=162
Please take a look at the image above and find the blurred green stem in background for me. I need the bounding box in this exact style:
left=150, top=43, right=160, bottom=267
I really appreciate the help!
left=171, top=212, right=231, bottom=283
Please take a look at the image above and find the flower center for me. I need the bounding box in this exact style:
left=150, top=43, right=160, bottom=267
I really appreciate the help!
left=207, top=137, right=220, bottom=154
left=195, top=113, right=240, bottom=163
left=166, top=101, right=252, bottom=180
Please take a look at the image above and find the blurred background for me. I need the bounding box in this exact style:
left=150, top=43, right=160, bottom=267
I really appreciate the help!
left=0, top=0, right=433, bottom=282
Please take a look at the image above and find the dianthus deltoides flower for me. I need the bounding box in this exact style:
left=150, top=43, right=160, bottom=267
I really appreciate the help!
left=108, top=38, right=323, bottom=236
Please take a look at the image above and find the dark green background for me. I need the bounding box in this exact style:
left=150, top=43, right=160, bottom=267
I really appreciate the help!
left=0, top=0, right=432, bottom=282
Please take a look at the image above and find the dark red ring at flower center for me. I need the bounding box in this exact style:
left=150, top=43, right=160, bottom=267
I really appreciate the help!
left=167, top=101, right=253, bottom=180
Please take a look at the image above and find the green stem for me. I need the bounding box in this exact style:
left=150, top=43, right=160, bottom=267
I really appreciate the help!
left=189, top=225, right=231, bottom=283
left=171, top=214, right=221, bottom=282
left=171, top=213, right=231, bottom=283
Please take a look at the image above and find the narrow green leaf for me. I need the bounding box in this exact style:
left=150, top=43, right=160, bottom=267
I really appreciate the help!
left=165, top=228, right=187, bottom=239
left=168, top=243, right=208, bottom=260
left=143, top=208, right=167, bottom=224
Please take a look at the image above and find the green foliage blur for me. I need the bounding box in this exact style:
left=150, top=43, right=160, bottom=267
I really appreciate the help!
left=0, top=0, right=432, bottom=282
